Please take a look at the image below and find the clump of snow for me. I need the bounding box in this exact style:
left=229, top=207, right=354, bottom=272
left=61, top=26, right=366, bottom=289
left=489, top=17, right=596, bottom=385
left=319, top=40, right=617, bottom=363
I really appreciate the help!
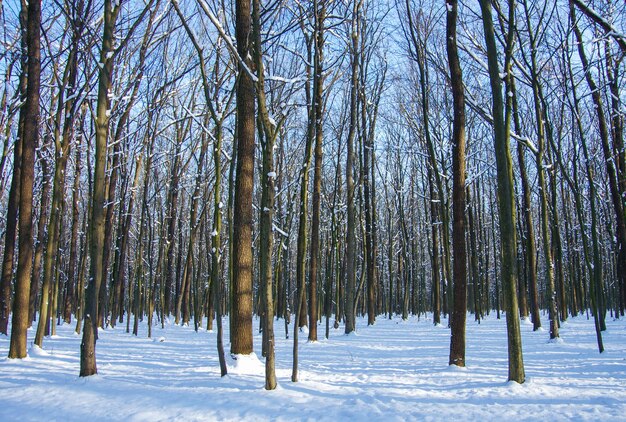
left=28, top=345, right=48, bottom=357
left=447, top=364, right=468, bottom=372
left=228, top=353, right=264, bottom=375
left=521, top=317, right=533, bottom=325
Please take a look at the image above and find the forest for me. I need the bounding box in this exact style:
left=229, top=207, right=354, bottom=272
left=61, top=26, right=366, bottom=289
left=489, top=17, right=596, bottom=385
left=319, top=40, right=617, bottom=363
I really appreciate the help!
left=0, top=0, right=625, bottom=406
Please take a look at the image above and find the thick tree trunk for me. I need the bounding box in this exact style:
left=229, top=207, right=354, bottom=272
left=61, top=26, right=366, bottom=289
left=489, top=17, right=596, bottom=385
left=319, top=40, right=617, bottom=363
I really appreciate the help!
left=8, top=0, right=41, bottom=359
left=0, top=122, right=22, bottom=335
left=344, top=0, right=361, bottom=335
left=479, top=0, right=525, bottom=383
left=80, top=0, right=119, bottom=376
left=447, top=0, right=467, bottom=365
left=0, top=3, right=28, bottom=335
left=231, top=0, right=255, bottom=355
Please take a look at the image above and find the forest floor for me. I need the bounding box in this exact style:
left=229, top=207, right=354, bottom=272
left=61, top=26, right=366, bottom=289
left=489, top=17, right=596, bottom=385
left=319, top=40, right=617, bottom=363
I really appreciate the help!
left=1, top=311, right=625, bottom=421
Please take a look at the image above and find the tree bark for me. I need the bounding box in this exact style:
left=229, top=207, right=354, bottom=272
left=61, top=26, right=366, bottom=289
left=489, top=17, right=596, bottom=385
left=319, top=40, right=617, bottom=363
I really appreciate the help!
left=309, top=0, right=325, bottom=340
left=447, top=0, right=467, bottom=367
left=0, top=2, right=27, bottom=336
left=80, top=0, right=120, bottom=376
left=231, top=0, right=255, bottom=355
left=479, top=0, right=525, bottom=383
left=8, top=0, right=41, bottom=359
left=344, top=0, right=361, bottom=335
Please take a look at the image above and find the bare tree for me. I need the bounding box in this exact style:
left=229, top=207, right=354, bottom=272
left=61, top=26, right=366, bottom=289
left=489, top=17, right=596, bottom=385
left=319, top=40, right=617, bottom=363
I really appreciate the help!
left=8, top=0, right=41, bottom=359
left=478, top=0, right=525, bottom=383
left=447, top=0, right=468, bottom=368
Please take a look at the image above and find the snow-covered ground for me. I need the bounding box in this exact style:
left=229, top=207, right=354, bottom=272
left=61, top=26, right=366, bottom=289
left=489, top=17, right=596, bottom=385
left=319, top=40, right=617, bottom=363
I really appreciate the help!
left=1, top=312, right=625, bottom=421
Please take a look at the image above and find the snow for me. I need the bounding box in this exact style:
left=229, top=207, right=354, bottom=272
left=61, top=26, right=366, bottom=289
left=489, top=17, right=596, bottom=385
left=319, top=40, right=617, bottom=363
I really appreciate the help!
left=1, top=314, right=625, bottom=420
left=228, top=353, right=264, bottom=375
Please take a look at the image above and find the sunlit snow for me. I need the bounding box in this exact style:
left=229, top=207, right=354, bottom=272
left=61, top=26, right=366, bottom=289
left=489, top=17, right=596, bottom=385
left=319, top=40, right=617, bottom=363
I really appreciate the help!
left=1, top=313, right=625, bottom=420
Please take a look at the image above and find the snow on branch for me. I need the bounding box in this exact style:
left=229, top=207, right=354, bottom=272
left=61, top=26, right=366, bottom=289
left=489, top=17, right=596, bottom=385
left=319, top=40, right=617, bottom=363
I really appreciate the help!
left=195, top=0, right=259, bottom=83
left=572, top=0, right=626, bottom=54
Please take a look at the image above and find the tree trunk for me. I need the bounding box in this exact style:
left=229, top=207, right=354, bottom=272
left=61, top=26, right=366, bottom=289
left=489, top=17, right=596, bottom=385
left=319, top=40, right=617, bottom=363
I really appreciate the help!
left=0, top=3, right=28, bottom=334
left=570, top=1, right=616, bottom=334
left=64, top=137, right=82, bottom=323
left=479, top=0, right=525, bottom=383
left=231, top=0, right=255, bottom=355
left=309, top=1, right=325, bottom=340
left=8, top=0, right=41, bottom=359
left=447, top=0, right=467, bottom=366
left=344, top=0, right=361, bottom=335
left=80, top=0, right=120, bottom=376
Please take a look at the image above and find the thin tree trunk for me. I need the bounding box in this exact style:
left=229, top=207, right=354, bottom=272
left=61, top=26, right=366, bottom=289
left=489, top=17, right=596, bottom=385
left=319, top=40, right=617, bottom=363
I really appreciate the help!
left=511, top=80, right=537, bottom=327
left=64, top=136, right=82, bottom=323
left=570, top=1, right=617, bottom=334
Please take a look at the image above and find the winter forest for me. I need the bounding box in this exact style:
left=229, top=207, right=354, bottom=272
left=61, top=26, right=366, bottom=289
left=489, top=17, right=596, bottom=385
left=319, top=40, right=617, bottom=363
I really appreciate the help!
left=1, top=0, right=626, bottom=419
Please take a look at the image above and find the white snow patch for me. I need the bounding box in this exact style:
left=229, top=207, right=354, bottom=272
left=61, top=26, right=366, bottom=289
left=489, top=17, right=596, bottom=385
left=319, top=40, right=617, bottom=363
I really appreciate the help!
left=228, top=353, right=264, bottom=375
left=28, top=345, right=48, bottom=356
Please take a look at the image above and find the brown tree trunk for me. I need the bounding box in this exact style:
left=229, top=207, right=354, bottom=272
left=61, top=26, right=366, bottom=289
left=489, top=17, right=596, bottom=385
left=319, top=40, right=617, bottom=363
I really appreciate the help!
left=0, top=3, right=27, bottom=335
left=447, top=0, right=467, bottom=366
left=9, top=0, right=41, bottom=359
left=231, top=0, right=255, bottom=355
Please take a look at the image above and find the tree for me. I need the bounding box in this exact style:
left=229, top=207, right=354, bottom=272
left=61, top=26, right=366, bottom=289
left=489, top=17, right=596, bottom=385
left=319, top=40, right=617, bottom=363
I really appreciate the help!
left=231, top=0, right=255, bottom=356
left=309, top=0, right=326, bottom=341
left=478, top=0, right=525, bottom=383
left=344, top=0, right=362, bottom=335
left=0, top=0, right=26, bottom=337
left=35, top=0, right=87, bottom=348
left=80, top=0, right=120, bottom=376
left=79, top=0, right=153, bottom=374
left=8, top=0, right=41, bottom=359
left=520, top=0, right=559, bottom=340
left=447, top=0, right=468, bottom=368
left=510, top=78, right=540, bottom=330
